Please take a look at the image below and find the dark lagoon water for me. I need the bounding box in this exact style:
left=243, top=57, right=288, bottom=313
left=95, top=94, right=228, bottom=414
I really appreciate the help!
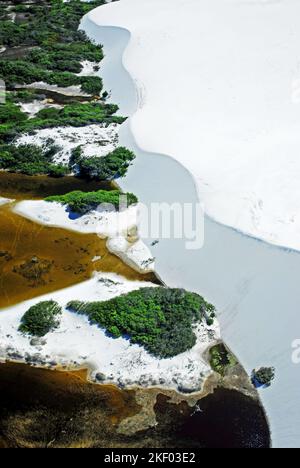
left=0, top=363, right=270, bottom=448
left=178, top=389, right=270, bottom=448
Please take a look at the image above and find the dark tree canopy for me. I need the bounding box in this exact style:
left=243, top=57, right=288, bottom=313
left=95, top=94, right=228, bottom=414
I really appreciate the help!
left=73, top=146, right=136, bottom=181
left=67, top=287, right=216, bottom=358
left=19, top=300, right=62, bottom=337
left=46, top=189, right=138, bottom=214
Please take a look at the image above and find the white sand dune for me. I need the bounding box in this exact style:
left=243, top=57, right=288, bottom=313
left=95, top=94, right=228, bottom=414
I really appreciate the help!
left=87, top=0, right=300, bottom=252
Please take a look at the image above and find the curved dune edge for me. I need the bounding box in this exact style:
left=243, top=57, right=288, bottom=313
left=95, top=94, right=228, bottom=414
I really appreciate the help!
left=79, top=1, right=273, bottom=442
left=86, top=0, right=300, bottom=253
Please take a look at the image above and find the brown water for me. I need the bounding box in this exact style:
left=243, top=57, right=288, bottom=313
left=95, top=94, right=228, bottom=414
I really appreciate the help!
left=0, top=204, right=154, bottom=308
left=0, top=363, right=270, bottom=448
left=0, top=173, right=155, bottom=308
left=0, top=172, right=114, bottom=201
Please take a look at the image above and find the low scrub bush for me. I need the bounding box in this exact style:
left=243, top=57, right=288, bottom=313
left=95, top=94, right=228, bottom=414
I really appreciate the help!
left=19, top=300, right=62, bottom=337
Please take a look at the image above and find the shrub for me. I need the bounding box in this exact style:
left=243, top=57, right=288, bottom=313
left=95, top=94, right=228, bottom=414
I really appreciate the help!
left=0, top=0, right=106, bottom=91
left=45, top=189, right=138, bottom=214
left=210, top=343, right=237, bottom=376
left=0, top=102, right=27, bottom=124
left=45, top=41, right=103, bottom=64
left=252, top=367, right=275, bottom=387
left=75, top=146, right=136, bottom=180
left=67, top=287, right=216, bottom=358
left=19, top=300, right=62, bottom=337
left=9, top=90, right=44, bottom=104
left=80, top=76, right=103, bottom=95
left=0, top=1, right=106, bottom=49
left=48, top=164, right=70, bottom=178
left=0, top=102, right=125, bottom=143
left=27, top=48, right=83, bottom=74
left=0, top=58, right=102, bottom=95
left=0, top=143, right=63, bottom=176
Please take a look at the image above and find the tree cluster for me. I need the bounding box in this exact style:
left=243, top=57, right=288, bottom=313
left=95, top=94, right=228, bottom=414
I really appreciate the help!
left=71, top=146, right=136, bottom=181
left=46, top=189, right=138, bottom=214
left=0, top=143, right=69, bottom=176
left=67, top=287, right=216, bottom=358
left=19, top=300, right=62, bottom=337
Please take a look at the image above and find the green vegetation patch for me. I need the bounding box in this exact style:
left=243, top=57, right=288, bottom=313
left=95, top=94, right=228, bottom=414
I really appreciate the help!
left=8, top=90, right=45, bottom=104
left=0, top=0, right=106, bottom=94
left=27, top=42, right=103, bottom=74
left=0, top=59, right=103, bottom=95
left=0, top=101, right=27, bottom=124
left=0, top=1, right=126, bottom=181
left=71, top=146, right=136, bottom=180
left=209, top=343, right=237, bottom=376
left=0, top=0, right=105, bottom=95
left=0, top=101, right=125, bottom=143
left=0, top=139, right=133, bottom=181
left=0, top=143, right=69, bottom=176
left=0, top=1, right=105, bottom=48
left=19, top=300, right=62, bottom=337
left=67, top=288, right=216, bottom=358
left=46, top=189, right=138, bottom=214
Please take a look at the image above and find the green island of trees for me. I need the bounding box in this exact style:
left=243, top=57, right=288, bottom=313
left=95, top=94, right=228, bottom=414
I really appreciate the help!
left=71, top=146, right=136, bottom=180
left=67, top=287, right=216, bottom=358
left=46, top=189, right=138, bottom=214
left=19, top=300, right=62, bottom=337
